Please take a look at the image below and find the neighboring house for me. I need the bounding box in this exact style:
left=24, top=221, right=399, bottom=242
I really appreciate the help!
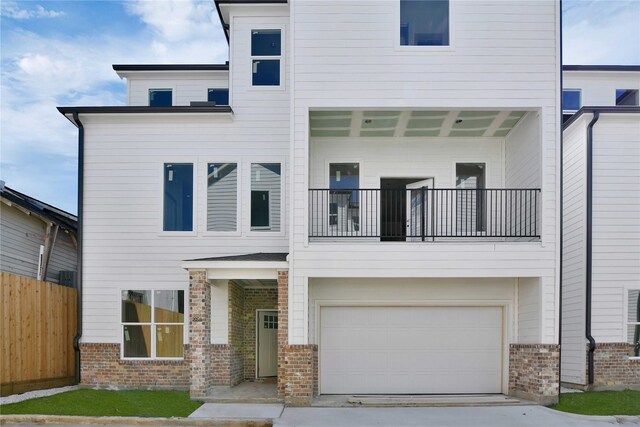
left=0, top=181, right=77, bottom=284
left=561, top=65, right=640, bottom=389
left=58, top=0, right=562, bottom=405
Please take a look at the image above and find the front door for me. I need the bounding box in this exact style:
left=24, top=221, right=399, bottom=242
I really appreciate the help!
left=257, top=310, right=278, bottom=377
left=406, top=179, right=434, bottom=241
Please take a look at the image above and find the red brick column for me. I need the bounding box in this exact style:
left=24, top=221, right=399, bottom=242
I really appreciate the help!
left=277, top=270, right=288, bottom=398
left=509, top=344, right=559, bottom=405
left=283, top=344, right=315, bottom=406
left=189, top=270, right=211, bottom=398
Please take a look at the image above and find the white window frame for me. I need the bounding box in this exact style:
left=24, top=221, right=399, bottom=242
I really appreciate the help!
left=395, top=0, right=456, bottom=53
left=246, top=160, right=285, bottom=236
left=203, top=161, right=241, bottom=236
left=250, top=28, right=285, bottom=90
left=207, top=88, right=230, bottom=106
left=121, top=289, right=186, bottom=360
left=149, top=88, right=174, bottom=107
left=625, top=287, right=640, bottom=360
left=562, top=89, right=582, bottom=114
left=159, top=161, right=197, bottom=236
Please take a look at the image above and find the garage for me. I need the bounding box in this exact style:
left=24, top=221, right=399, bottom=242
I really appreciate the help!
left=319, top=306, right=504, bottom=394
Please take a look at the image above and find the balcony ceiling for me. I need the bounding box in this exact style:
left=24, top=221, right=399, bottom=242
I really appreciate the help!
left=309, top=109, right=528, bottom=138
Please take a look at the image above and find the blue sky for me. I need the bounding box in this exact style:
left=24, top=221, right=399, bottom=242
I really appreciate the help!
left=1, top=0, right=639, bottom=214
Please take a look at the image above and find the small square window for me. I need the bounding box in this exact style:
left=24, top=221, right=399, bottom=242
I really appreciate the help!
left=149, top=89, right=172, bottom=107
left=400, top=0, right=450, bottom=46
left=562, top=90, right=581, bottom=112
left=207, top=89, right=229, bottom=106
left=616, top=89, right=639, bottom=106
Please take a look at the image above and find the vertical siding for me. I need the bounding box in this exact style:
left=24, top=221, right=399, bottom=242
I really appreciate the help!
left=591, top=115, right=640, bottom=342
left=561, top=116, right=587, bottom=384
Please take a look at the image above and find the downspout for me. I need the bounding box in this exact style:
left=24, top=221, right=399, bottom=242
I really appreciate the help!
left=586, top=111, right=599, bottom=385
left=558, top=0, right=563, bottom=387
left=72, top=111, right=84, bottom=384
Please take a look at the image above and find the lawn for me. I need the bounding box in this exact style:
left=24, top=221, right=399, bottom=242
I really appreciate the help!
left=551, top=390, right=640, bottom=416
left=0, top=389, right=203, bottom=418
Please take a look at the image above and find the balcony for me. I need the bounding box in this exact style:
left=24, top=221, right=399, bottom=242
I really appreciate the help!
left=309, top=188, right=540, bottom=242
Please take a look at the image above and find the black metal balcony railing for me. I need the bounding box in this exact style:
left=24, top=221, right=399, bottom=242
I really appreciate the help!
left=309, top=188, right=541, bottom=241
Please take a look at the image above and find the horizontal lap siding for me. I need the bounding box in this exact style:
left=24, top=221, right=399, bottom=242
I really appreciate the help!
left=290, top=0, right=559, bottom=344
left=591, top=115, right=640, bottom=343
left=128, top=73, right=229, bottom=107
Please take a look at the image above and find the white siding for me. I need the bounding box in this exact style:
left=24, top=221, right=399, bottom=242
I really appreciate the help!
left=563, top=71, right=640, bottom=107
left=290, top=0, right=560, bottom=345
left=591, top=114, right=640, bottom=343
left=518, top=277, right=541, bottom=343
left=561, top=116, right=588, bottom=384
left=127, top=71, right=229, bottom=106
left=211, top=280, right=229, bottom=344
left=506, top=111, right=541, bottom=189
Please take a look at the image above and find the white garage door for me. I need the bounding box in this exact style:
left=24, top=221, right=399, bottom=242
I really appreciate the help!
left=320, top=306, right=503, bottom=394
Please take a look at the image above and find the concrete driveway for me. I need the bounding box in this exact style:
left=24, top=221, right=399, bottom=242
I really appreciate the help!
left=274, top=406, right=640, bottom=427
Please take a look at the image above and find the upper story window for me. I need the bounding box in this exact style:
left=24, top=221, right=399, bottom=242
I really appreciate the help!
left=400, top=0, right=450, bottom=46
left=207, top=163, right=238, bottom=232
left=208, top=88, right=229, bottom=106
left=163, top=163, right=193, bottom=232
left=562, top=89, right=581, bottom=112
left=149, top=89, right=172, bottom=107
left=251, top=163, right=281, bottom=231
left=251, top=29, right=281, bottom=86
left=616, top=89, right=639, bottom=106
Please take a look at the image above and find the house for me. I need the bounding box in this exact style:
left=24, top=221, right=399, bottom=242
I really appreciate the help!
left=58, top=0, right=562, bottom=405
left=561, top=65, right=640, bottom=389
left=0, top=181, right=77, bottom=285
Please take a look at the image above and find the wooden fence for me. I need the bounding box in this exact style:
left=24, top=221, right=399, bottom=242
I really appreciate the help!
left=1, top=272, right=77, bottom=396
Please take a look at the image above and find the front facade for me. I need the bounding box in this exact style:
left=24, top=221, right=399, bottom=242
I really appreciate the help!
left=561, top=66, right=640, bottom=390
left=59, top=0, right=562, bottom=405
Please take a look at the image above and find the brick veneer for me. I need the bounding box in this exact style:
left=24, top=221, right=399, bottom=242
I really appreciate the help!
left=283, top=344, right=316, bottom=406
left=227, top=281, right=245, bottom=386
left=189, top=270, right=211, bottom=397
left=79, top=343, right=189, bottom=389
left=593, top=343, right=640, bottom=388
left=277, top=270, right=288, bottom=398
left=244, top=288, right=278, bottom=379
left=509, top=344, right=559, bottom=405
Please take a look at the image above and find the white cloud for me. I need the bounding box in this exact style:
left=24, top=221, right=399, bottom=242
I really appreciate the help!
left=1, top=2, right=65, bottom=19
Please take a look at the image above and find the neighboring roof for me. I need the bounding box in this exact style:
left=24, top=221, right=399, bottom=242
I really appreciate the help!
left=562, top=106, right=640, bottom=130
left=187, top=253, right=289, bottom=262
left=214, top=0, right=288, bottom=42
left=0, top=182, right=77, bottom=232
left=563, top=65, right=640, bottom=72
left=113, top=64, right=229, bottom=72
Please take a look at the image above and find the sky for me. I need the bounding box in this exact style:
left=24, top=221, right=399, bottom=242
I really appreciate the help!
left=1, top=0, right=639, bottom=215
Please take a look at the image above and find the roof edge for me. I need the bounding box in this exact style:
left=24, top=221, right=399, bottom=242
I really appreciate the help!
left=563, top=65, right=640, bottom=72
left=57, top=106, right=233, bottom=117
left=563, top=106, right=640, bottom=130
left=113, top=64, right=229, bottom=72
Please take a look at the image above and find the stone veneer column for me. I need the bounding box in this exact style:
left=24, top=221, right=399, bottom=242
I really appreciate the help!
left=277, top=270, right=288, bottom=398
left=509, top=344, right=560, bottom=405
left=189, top=270, right=211, bottom=398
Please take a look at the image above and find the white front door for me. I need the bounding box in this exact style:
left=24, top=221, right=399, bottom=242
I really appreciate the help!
left=257, top=310, right=278, bottom=377
left=406, top=179, right=433, bottom=241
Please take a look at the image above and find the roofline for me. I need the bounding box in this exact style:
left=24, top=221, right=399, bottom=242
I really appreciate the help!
left=1, top=189, right=77, bottom=231
left=214, top=0, right=288, bottom=43
left=563, top=65, right=640, bottom=72
left=113, top=64, right=229, bottom=72
left=562, top=106, right=640, bottom=130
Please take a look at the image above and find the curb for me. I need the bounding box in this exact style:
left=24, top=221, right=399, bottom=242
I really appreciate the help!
left=540, top=406, right=640, bottom=423
left=0, top=415, right=273, bottom=426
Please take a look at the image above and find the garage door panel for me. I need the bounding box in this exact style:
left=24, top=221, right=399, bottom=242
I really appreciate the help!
left=320, top=306, right=503, bottom=394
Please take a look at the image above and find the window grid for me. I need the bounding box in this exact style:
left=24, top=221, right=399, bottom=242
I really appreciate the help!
left=251, top=29, right=282, bottom=87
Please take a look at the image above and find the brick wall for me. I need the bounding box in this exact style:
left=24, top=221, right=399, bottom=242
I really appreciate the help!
left=188, top=270, right=211, bottom=397
left=283, top=344, right=315, bottom=406
left=277, top=270, right=288, bottom=398
left=509, top=344, right=559, bottom=405
left=243, top=289, right=278, bottom=379
left=80, top=343, right=189, bottom=389
left=593, top=343, right=640, bottom=387
left=228, top=281, right=245, bottom=386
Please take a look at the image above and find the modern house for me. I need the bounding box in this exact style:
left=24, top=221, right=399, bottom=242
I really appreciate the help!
left=58, top=0, right=563, bottom=405
left=0, top=181, right=77, bottom=285
left=561, top=65, right=640, bottom=389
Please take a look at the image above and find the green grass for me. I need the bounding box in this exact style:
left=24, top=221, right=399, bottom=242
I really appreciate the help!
left=550, top=390, right=640, bottom=416
left=0, top=389, right=203, bottom=418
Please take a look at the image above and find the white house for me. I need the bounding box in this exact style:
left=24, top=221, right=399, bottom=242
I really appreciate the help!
left=59, top=0, right=563, bottom=405
left=561, top=65, right=640, bottom=389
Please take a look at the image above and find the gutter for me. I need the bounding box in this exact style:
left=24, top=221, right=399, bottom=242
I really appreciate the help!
left=71, top=111, right=84, bottom=384
left=586, top=111, right=600, bottom=385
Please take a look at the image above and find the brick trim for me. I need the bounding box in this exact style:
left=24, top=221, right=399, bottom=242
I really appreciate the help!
left=509, top=344, right=559, bottom=405
left=593, top=342, right=640, bottom=388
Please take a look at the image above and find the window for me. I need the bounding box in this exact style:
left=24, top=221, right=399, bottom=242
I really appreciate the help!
left=456, top=163, right=486, bottom=233
left=329, top=163, right=360, bottom=232
left=149, top=89, right=172, bottom=107
left=122, top=290, right=185, bottom=359
left=207, top=163, right=237, bottom=231
left=400, top=0, right=449, bottom=46
left=616, top=89, right=639, bottom=106
left=207, top=88, right=229, bottom=106
left=562, top=89, right=581, bottom=112
left=251, top=163, right=281, bottom=231
left=251, top=29, right=281, bottom=86
left=628, top=290, right=640, bottom=357
left=163, top=163, right=193, bottom=232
